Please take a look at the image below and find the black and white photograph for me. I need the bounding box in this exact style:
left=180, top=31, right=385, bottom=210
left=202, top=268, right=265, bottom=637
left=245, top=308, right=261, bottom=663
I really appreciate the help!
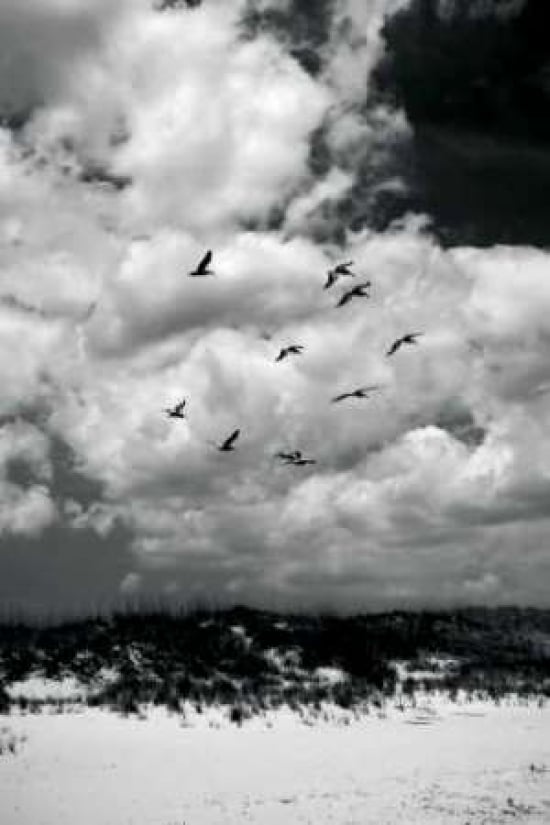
left=0, top=0, right=549, bottom=822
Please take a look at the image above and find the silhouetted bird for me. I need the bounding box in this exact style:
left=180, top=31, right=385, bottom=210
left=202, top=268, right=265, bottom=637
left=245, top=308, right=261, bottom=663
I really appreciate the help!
left=386, top=333, right=423, bottom=357
left=332, top=386, right=380, bottom=403
left=336, top=281, right=371, bottom=307
left=279, top=450, right=316, bottom=466
left=275, top=345, right=304, bottom=362
left=188, top=250, right=214, bottom=277
left=218, top=428, right=240, bottom=452
left=165, top=399, right=187, bottom=419
left=275, top=450, right=302, bottom=463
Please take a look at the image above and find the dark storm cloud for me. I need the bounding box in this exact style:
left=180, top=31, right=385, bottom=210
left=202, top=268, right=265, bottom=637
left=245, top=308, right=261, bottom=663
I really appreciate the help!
left=365, top=0, right=550, bottom=247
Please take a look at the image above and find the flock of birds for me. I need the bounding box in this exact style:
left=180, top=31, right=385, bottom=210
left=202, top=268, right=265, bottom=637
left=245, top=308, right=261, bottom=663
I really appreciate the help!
left=165, top=251, right=423, bottom=464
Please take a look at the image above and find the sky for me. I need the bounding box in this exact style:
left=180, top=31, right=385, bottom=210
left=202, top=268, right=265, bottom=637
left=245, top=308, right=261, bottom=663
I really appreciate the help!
left=1, top=0, right=549, bottom=616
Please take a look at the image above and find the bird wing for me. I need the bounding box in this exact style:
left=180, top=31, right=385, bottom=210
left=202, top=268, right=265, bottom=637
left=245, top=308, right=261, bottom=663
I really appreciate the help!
left=324, top=271, right=337, bottom=289
left=222, top=428, right=240, bottom=449
left=386, top=340, right=400, bottom=356
left=335, top=261, right=353, bottom=274
left=336, top=291, right=352, bottom=307
left=197, top=250, right=212, bottom=273
left=275, top=349, right=286, bottom=362
left=332, top=392, right=349, bottom=403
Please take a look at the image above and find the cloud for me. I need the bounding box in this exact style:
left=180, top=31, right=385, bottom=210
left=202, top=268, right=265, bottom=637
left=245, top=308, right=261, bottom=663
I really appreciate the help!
left=0, top=422, right=57, bottom=537
left=368, top=0, right=550, bottom=246
left=0, top=484, right=56, bottom=538
left=0, top=1, right=121, bottom=117
left=1, top=0, right=550, bottom=612
left=119, top=570, right=142, bottom=597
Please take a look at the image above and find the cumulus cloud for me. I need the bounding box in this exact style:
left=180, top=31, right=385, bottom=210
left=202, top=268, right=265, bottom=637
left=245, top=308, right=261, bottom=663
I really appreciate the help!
left=0, top=0, right=549, bottom=612
left=0, top=422, right=57, bottom=536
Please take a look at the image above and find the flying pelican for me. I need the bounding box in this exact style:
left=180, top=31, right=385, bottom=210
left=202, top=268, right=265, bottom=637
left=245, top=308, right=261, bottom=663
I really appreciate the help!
left=165, top=399, right=187, bottom=419
left=218, top=428, right=240, bottom=452
left=275, top=450, right=302, bottom=463
left=386, top=333, right=423, bottom=357
left=331, top=385, right=381, bottom=403
left=188, top=250, right=214, bottom=277
left=275, top=345, right=304, bottom=362
left=278, top=450, right=316, bottom=466
left=336, top=281, right=371, bottom=308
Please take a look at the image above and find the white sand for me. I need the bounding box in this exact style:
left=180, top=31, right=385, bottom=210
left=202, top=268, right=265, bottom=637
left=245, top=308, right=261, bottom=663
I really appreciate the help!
left=1, top=700, right=549, bottom=824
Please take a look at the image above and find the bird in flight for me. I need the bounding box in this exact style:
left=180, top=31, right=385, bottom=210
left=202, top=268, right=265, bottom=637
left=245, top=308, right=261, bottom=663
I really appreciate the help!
left=336, top=281, right=371, bottom=307
left=331, top=385, right=381, bottom=403
left=217, top=428, right=240, bottom=452
left=188, top=250, right=214, bottom=277
left=276, top=449, right=316, bottom=466
left=275, top=450, right=302, bottom=464
left=165, top=399, right=187, bottom=419
left=324, top=261, right=356, bottom=290
left=386, top=333, right=423, bottom=357
left=275, top=345, right=304, bottom=362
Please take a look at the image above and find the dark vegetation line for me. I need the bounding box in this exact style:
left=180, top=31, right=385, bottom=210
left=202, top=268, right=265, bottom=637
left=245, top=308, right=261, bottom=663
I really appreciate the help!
left=1, top=606, right=548, bottom=717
